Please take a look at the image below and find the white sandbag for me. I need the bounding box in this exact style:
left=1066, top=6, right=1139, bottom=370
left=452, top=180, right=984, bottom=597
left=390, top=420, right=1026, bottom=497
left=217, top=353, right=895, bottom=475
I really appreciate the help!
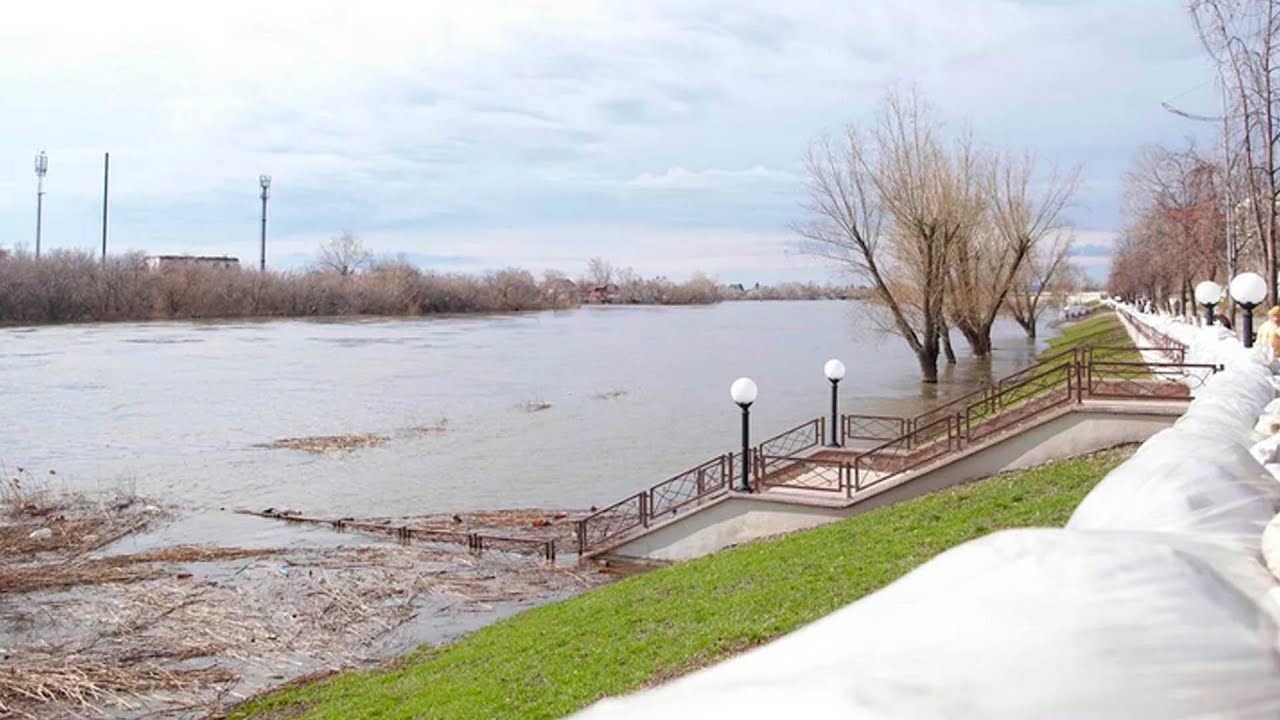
left=1069, top=434, right=1280, bottom=551
left=1264, top=513, right=1280, bottom=583
left=574, top=529, right=1280, bottom=720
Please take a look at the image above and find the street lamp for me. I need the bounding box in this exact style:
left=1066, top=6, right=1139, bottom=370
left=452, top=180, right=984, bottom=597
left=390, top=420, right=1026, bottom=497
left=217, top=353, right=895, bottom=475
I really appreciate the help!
left=730, top=377, right=757, bottom=492
left=259, top=174, right=272, bottom=272
left=824, top=359, right=845, bottom=447
left=1195, top=280, right=1223, bottom=326
left=33, top=151, right=47, bottom=260
left=1230, top=272, right=1268, bottom=347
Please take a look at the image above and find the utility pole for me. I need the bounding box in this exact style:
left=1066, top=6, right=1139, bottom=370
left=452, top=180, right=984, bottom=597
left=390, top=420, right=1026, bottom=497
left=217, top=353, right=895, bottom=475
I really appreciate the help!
left=259, top=175, right=271, bottom=271
left=34, top=151, right=47, bottom=260
left=101, top=152, right=110, bottom=263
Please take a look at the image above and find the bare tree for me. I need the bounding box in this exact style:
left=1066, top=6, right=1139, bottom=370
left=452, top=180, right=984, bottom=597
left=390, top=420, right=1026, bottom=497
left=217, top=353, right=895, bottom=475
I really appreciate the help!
left=317, top=232, right=373, bottom=276
left=1005, top=231, right=1074, bottom=339
left=950, top=153, right=1078, bottom=351
left=797, top=90, right=975, bottom=383
left=585, top=257, right=615, bottom=288
left=1114, top=145, right=1225, bottom=314
left=1192, top=0, right=1280, bottom=304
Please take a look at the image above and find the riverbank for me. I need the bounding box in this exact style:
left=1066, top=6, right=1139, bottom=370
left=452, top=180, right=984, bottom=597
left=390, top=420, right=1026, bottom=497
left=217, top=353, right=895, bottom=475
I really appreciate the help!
left=0, top=481, right=620, bottom=718
left=230, top=446, right=1135, bottom=720
left=0, top=250, right=853, bottom=327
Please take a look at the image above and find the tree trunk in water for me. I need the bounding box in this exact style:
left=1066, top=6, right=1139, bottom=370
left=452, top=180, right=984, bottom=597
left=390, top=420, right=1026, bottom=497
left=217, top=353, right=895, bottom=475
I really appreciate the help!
left=941, top=327, right=957, bottom=364
left=959, top=327, right=992, bottom=357
left=917, top=341, right=940, bottom=384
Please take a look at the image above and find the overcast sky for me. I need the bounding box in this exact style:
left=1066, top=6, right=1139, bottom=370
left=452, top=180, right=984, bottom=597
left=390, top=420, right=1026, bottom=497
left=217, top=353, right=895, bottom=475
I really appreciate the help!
left=0, top=0, right=1220, bottom=284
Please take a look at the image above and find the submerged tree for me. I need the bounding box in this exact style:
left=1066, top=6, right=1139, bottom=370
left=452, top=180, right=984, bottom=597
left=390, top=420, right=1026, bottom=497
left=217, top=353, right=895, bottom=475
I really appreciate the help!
left=797, top=90, right=976, bottom=383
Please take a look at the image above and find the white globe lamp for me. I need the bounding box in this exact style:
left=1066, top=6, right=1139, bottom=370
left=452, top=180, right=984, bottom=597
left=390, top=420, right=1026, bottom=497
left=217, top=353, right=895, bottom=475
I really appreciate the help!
left=1194, top=280, right=1223, bottom=326
left=1230, top=272, right=1268, bottom=347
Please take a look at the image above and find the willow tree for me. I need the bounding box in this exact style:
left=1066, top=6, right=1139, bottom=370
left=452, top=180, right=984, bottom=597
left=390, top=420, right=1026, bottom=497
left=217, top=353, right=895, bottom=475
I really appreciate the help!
left=797, top=90, right=979, bottom=383
left=948, top=153, right=1079, bottom=354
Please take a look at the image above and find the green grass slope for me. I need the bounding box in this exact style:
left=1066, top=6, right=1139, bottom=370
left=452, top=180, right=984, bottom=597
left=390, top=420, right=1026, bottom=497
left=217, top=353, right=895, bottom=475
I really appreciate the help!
left=235, top=446, right=1133, bottom=720
left=1040, top=311, right=1140, bottom=363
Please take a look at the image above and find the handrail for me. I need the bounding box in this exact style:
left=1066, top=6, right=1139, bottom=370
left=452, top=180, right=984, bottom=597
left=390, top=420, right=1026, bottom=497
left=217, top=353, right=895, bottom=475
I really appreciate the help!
left=756, top=418, right=824, bottom=458
left=577, top=328, right=1220, bottom=556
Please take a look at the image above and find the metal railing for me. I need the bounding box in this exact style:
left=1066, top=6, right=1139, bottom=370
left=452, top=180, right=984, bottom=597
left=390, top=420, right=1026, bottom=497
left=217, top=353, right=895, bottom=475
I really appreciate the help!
left=576, top=323, right=1218, bottom=555
left=758, top=418, right=824, bottom=459
left=842, top=414, right=909, bottom=443
left=852, top=415, right=958, bottom=493
left=1115, top=309, right=1188, bottom=362
left=576, top=453, right=735, bottom=553
left=757, top=456, right=849, bottom=493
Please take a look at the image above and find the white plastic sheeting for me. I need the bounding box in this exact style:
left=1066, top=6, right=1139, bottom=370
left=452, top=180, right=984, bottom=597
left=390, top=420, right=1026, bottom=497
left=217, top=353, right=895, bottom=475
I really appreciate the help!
left=573, top=307, right=1280, bottom=720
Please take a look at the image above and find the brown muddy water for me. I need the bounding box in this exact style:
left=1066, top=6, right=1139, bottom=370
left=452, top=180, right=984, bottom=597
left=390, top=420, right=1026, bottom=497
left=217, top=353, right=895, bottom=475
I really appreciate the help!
left=1, top=301, right=1045, bottom=517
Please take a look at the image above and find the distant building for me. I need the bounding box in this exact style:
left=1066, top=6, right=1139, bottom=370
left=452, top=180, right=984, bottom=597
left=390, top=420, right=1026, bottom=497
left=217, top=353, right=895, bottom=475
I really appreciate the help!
left=144, top=255, right=240, bottom=271
left=585, top=283, right=619, bottom=303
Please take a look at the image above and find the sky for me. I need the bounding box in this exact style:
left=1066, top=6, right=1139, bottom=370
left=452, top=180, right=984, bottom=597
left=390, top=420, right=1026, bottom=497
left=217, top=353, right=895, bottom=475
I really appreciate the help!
left=0, top=0, right=1222, bottom=285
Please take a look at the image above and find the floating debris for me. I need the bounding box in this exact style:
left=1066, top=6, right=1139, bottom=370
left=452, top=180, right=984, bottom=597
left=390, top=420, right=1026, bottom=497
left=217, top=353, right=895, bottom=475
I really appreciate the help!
left=263, top=434, right=388, bottom=456
left=592, top=389, right=628, bottom=400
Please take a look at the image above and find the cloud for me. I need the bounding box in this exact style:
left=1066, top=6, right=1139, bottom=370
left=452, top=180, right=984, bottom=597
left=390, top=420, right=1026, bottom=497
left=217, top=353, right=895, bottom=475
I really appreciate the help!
left=266, top=222, right=825, bottom=284
left=0, top=0, right=1221, bottom=287
left=627, top=165, right=796, bottom=190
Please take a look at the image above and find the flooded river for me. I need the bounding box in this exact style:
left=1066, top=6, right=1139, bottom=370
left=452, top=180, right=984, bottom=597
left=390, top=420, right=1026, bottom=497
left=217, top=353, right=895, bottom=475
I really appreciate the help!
left=1, top=301, right=1047, bottom=518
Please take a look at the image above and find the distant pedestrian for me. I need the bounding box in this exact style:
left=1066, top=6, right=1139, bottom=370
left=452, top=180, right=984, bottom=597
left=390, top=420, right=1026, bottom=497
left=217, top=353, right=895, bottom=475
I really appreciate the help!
left=1258, top=307, right=1280, bottom=357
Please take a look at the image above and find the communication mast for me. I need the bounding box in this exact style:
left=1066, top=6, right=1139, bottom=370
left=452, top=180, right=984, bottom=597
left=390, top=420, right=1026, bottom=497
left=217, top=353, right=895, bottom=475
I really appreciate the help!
left=34, top=151, right=47, bottom=259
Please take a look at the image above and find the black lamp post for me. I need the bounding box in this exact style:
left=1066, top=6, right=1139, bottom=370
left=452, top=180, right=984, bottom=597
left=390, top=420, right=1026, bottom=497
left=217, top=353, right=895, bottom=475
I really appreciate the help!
left=1230, top=272, right=1268, bottom=348
left=730, top=377, right=757, bottom=492
left=824, top=359, right=845, bottom=447
left=1195, top=280, right=1223, bottom=326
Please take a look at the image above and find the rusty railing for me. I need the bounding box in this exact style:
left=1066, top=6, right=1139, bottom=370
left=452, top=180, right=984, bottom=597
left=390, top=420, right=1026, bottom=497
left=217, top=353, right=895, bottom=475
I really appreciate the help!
left=851, top=415, right=958, bottom=494
left=841, top=414, right=910, bottom=444
left=1085, top=360, right=1219, bottom=399
left=757, top=418, right=824, bottom=459
left=757, top=456, right=850, bottom=493
left=576, top=453, right=737, bottom=553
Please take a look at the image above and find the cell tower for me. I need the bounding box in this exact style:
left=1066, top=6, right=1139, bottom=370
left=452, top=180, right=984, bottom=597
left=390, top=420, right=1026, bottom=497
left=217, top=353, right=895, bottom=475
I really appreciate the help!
left=259, top=174, right=271, bottom=271
left=34, top=151, right=48, bottom=259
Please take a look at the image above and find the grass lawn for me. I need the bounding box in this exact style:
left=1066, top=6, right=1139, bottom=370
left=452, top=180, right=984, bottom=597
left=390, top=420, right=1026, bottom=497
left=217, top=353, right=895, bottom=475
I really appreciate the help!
left=1040, top=311, right=1141, bottom=363
left=234, top=446, right=1134, bottom=720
